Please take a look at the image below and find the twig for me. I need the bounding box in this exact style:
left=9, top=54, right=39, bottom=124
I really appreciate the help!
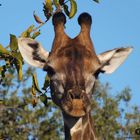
left=33, top=3, right=63, bottom=32
left=32, top=22, right=47, bottom=32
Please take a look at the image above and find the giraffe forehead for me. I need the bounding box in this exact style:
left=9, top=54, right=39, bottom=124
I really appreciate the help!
left=47, top=44, right=99, bottom=94
left=50, top=45, right=97, bottom=73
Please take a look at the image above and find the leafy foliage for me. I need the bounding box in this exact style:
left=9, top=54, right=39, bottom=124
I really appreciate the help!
left=0, top=25, right=43, bottom=105
left=0, top=73, right=63, bottom=139
left=0, top=36, right=23, bottom=81
left=34, top=0, right=99, bottom=26
left=92, top=82, right=140, bottom=139
left=31, top=73, right=50, bottom=107
left=68, top=0, right=77, bottom=18
left=1, top=73, right=140, bottom=139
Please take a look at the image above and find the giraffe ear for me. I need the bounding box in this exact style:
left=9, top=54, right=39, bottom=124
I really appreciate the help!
left=18, top=38, right=49, bottom=68
left=97, top=47, right=133, bottom=74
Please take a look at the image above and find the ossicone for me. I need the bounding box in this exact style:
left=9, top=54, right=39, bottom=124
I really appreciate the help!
left=78, top=12, right=92, bottom=26
left=52, top=12, right=66, bottom=26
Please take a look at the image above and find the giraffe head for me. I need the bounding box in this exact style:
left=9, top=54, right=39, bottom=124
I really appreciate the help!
left=18, top=12, right=132, bottom=117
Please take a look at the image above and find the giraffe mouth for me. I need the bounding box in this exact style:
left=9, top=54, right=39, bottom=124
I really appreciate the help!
left=62, top=98, right=91, bottom=117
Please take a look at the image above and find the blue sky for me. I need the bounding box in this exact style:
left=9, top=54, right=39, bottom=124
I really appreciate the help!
left=0, top=0, right=140, bottom=106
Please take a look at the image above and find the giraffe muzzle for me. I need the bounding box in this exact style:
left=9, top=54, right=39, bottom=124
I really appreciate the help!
left=61, top=89, right=91, bottom=117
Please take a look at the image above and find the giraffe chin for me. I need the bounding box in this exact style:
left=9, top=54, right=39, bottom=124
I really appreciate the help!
left=62, top=99, right=90, bottom=117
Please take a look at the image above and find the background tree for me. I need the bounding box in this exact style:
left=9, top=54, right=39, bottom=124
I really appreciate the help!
left=1, top=72, right=140, bottom=139
left=0, top=0, right=140, bottom=140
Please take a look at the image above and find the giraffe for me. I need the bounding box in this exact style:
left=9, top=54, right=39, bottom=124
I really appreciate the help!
left=18, top=12, right=133, bottom=140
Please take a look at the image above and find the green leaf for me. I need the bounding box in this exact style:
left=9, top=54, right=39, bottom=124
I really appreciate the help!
left=31, top=85, right=36, bottom=96
left=45, top=0, right=53, bottom=12
left=14, top=52, right=23, bottom=62
left=43, top=3, right=52, bottom=21
left=10, top=34, right=18, bottom=52
left=21, top=25, right=35, bottom=37
left=42, top=74, right=50, bottom=90
left=14, top=59, right=23, bottom=81
left=69, top=0, right=77, bottom=18
left=93, top=0, right=100, bottom=3
left=0, top=44, right=10, bottom=55
left=40, top=94, right=48, bottom=106
left=32, top=73, right=42, bottom=93
left=53, top=0, right=59, bottom=8
left=31, top=85, right=38, bottom=107
left=63, top=4, right=70, bottom=17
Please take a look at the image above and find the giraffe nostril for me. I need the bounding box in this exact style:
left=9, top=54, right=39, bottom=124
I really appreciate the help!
left=67, top=93, right=72, bottom=100
left=74, top=93, right=81, bottom=99
left=67, top=90, right=74, bottom=99
left=67, top=89, right=86, bottom=100
left=67, top=89, right=82, bottom=99
left=71, top=94, right=75, bottom=99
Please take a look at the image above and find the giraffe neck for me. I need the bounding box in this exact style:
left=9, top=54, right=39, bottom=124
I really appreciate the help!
left=63, top=112, right=97, bottom=140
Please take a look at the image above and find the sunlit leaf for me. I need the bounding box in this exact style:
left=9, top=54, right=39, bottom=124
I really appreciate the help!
left=43, top=3, right=52, bottom=21
left=14, top=59, right=23, bottom=81
left=14, top=52, right=23, bottom=62
left=69, top=0, right=77, bottom=18
left=33, top=11, right=44, bottom=24
left=40, top=94, right=48, bottom=106
left=32, top=73, right=42, bottom=93
left=31, top=85, right=38, bottom=107
left=10, top=34, right=18, bottom=52
left=31, top=85, right=36, bottom=96
left=45, top=0, right=53, bottom=12
left=21, top=25, right=35, bottom=37
left=0, top=44, right=10, bottom=55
